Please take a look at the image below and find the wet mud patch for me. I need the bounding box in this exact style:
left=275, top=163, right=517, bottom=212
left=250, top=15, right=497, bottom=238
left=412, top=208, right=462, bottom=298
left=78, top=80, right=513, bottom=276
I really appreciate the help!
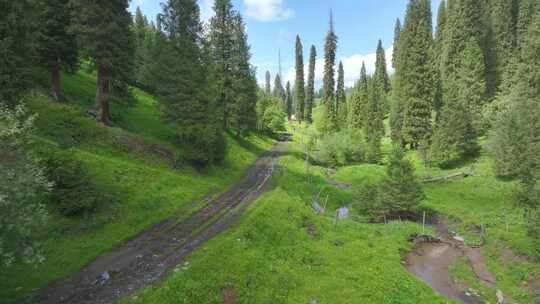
left=404, top=221, right=499, bottom=304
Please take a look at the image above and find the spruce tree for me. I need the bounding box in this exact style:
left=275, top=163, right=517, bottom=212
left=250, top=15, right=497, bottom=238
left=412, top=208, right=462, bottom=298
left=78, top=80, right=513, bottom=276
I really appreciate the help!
left=374, top=40, right=390, bottom=93
left=209, top=0, right=235, bottom=128
left=228, top=13, right=257, bottom=136
left=434, top=0, right=489, bottom=160
left=72, top=0, right=134, bottom=125
left=37, top=0, right=78, bottom=102
left=365, top=77, right=385, bottom=163
left=133, top=6, right=151, bottom=89
left=394, top=0, right=434, bottom=149
left=273, top=74, right=285, bottom=103
left=392, top=18, right=401, bottom=69
left=321, top=11, right=338, bottom=134
left=265, top=71, right=272, bottom=95
left=433, top=0, right=447, bottom=121
left=350, top=63, right=368, bottom=131
left=490, top=10, right=540, bottom=181
left=158, top=0, right=223, bottom=164
left=374, top=40, right=390, bottom=115
left=336, top=61, right=347, bottom=128
left=285, top=81, right=293, bottom=119
left=294, top=35, right=305, bottom=122
left=0, top=1, right=37, bottom=105
left=490, top=0, right=518, bottom=90
left=304, top=45, right=316, bottom=123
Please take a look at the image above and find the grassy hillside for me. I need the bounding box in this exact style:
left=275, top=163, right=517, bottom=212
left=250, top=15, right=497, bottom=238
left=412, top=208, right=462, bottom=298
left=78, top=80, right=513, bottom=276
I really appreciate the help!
left=122, top=127, right=539, bottom=304
left=0, top=70, right=273, bottom=303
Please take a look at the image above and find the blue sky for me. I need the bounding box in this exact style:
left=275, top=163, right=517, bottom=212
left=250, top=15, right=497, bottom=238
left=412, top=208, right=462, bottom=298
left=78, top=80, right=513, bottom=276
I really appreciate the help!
left=131, top=0, right=442, bottom=88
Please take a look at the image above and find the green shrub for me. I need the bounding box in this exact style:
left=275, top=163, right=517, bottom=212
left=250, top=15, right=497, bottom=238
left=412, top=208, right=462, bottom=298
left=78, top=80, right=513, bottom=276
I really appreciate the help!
left=311, top=129, right=365, bottom=166
left=0, top=104, right=51, bottom=266
left=358, top=147, right=424, bottom=220
left=45, top=152, right=103, bottom=216
left=262, top=103, right=286, bottom=134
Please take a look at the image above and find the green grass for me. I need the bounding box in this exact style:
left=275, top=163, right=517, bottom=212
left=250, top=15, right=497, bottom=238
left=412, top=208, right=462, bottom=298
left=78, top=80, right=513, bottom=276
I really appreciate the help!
left=122, top=124, right=539, bottom=304
left=0, top=70, right=274, bottom=303
left=121, top=128, right=455, bottom=304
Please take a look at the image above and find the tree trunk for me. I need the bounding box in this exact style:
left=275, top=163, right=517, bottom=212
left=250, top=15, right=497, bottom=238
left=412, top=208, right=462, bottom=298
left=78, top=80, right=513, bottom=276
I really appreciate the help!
left=90, top=68, right=112, bottom=126
left=50, top=63, right=64, bottom=102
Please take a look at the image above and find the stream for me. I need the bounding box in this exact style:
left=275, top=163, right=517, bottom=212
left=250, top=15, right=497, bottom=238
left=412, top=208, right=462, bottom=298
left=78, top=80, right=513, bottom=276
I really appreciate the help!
left=404, top=221, right=496, bottom=304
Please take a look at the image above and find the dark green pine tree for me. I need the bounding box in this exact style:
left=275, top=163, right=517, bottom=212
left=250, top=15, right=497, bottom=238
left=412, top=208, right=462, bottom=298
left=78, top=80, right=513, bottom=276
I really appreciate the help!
left=209, top=0, right=235, bottom=128
left=321, top=11, right=338, bottom=134
left=72, top=0, right=134, bottom=125
left=374, top=40, right=390, bottom=115
left=304, top=45, right=316, bottom=123
left=434, top=0, right=489, bottom=160
left=273, top=73, right=285, bottom=104
left=133, top=6, right=151, bottom=88
left=374, top=40, right=390, bottom=93
left=336, top=61, right=347, bottom=129
left=433, top=0, right=447, bottom=121
left=37, top=0, right=78, bottom=102
left=490, top=0, right=518, bottom=91
left=490, top=9, right=540, bottom=181
left=265, top=71, right=272, bottom=95
left=294, top=35, right=305, bottom=122
left=516, top=0, right=538, bottom=50
left=228, top=12, right=257, bottom=136
left=394, top=0, right=434, bottom=149
left=392, top=18, right=401, bottom=69
left=365, top=76, right=385, bottom=164
left=350, top=62, right=368, bottom=131
left=285, top=81, right=293, bottom=119
left=1, top=1, right=37, bottom=105
left=157, top=0, right=223, bottom=165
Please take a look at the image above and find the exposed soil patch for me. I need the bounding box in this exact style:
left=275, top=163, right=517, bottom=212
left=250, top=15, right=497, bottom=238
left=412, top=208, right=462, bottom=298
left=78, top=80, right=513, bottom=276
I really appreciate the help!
left=404, top=219, right=497, bottom=304
left=222, top=287, right=237, bottom=304
left=26, top=136, right=289, bottom=304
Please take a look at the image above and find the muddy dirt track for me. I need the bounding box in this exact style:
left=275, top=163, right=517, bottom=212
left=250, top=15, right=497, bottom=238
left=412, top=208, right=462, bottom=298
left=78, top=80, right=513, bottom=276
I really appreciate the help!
left=27, top=136, right=289, bottom=304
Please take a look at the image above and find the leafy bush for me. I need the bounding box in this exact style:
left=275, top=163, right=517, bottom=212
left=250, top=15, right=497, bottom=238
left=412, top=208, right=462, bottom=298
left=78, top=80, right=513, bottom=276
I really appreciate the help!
left=311, top=129, right=365, bottom=166
left=0, top=104, right=51, bottom=266
left=45, top=152, right=103, bottom=216
left=262, top=103, right=286, bottom=134
left=359, top=147, right=424, bottom=220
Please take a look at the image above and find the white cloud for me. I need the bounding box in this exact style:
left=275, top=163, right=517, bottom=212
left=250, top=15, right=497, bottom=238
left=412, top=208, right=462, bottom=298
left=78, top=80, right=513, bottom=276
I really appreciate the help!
left=244, top=0, right=294, bottom=22
left=199, top=0, right=215, bottom=22
left=282, top=45, right=394, bottom=89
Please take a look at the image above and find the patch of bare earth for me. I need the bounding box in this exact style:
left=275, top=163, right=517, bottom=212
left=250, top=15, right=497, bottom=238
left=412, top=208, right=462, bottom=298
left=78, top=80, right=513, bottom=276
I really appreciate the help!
left=222, top=287, right=237, bottom=304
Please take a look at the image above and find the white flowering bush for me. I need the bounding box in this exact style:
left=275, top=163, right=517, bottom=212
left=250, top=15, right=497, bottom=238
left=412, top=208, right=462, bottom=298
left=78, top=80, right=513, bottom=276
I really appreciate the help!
left=0, top=104, right=51, bottom=266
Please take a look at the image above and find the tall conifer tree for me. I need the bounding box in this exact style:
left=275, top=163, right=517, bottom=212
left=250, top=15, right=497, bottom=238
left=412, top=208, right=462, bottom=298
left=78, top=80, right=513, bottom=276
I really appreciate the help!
left=1, top=1, right=37, bottom=105
left=490, top=0, right=518, bottom=90
left=365, top=76, right=385, bottom=163
left=374, top=40, right=390, bottom=93
left=158, top=0, right=223, bottom=164
left=434, top=0, right=489, bottom=160
left=433, top=0, right=447, bottom=120
left=304, top=45, right=316, bottom=123
left=336, top=61, right=346, bottom=128
left=392, top=18, right=401, bottom=69
left=350, top=63, right=368, bottom=131
left=38, top=0, right=78, bottom=102
left=72, top=0, right=134, bottom=125
left=285, top=81, right=293, bottom=119
left=265, top=71, right=272, bottom=95
left=229, top=13, right=257, bottom=135
left=321, top=11, right=338, bottom=134
left=294, top=35, right=305, bottom=121
left=393, top=0, right=434, bottom=148
left=210, top=0, right=235, bottom=128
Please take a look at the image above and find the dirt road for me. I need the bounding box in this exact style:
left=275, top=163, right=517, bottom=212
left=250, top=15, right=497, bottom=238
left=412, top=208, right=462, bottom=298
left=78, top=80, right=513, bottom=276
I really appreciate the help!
left=28, top=136, right=289, bottom=304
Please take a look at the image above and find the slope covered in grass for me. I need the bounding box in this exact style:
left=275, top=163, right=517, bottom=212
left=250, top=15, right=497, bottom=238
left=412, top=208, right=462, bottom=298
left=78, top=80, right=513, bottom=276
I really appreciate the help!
left=122, top=131, right=451, bottom=304
left=0, top=70, right=273, bottom=303
left=122, top=127, right=539, bottom=304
